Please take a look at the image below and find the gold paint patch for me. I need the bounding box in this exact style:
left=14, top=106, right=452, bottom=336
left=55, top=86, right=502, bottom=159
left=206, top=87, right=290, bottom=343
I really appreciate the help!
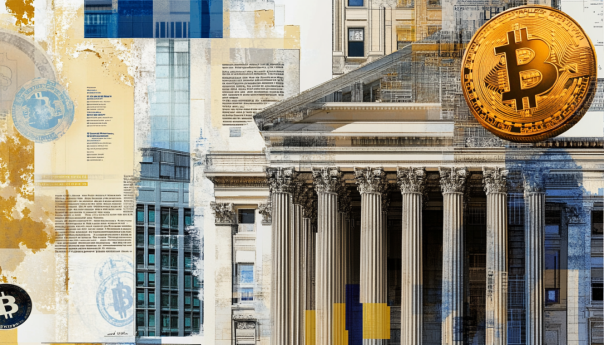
left=0, top=131, right=53, bottom=253
left=4, top=0, right=34, bottom=27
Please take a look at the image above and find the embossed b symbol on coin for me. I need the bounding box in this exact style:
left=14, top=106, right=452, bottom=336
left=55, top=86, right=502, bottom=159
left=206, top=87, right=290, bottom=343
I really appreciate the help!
left=495, top=27, right=558, bottom=111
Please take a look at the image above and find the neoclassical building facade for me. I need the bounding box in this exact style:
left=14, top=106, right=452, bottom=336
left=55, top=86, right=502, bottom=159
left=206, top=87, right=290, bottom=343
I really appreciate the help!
left=203, top=33, right=603, bottom=345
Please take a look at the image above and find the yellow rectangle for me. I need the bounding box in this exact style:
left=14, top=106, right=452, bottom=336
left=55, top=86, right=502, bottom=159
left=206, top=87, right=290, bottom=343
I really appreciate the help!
left=305, top=310, right=316, bottom=345
left=0, top=329, right=17, bottom=344
left=363, top=303, right=391, bottom=339
left=36, top=182, right=88, bottom=186
left=333, top=303, right=348, bottom=345
left=39, top=174, right=88, bottom=180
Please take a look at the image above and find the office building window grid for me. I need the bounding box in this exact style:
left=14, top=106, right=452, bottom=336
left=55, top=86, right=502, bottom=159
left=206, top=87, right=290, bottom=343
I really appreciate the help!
left=593, top=208, right=603, bottom=302
left=135, top=200, right=201, bottom=337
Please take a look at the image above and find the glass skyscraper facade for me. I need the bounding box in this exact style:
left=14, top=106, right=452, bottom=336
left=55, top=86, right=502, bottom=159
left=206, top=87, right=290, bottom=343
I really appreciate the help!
left=135, top=39, right=201, bottom=338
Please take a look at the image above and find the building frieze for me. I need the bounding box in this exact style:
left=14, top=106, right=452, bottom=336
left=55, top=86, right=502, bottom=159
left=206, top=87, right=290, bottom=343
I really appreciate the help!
left=208, top=176, right=268, bottom=188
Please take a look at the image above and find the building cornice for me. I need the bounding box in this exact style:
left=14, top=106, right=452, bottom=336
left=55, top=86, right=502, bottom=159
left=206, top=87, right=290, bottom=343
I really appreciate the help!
left=208, top=176, right=268, bottom=188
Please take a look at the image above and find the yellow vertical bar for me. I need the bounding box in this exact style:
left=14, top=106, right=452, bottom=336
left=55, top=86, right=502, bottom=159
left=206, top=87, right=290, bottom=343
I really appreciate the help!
left=305, top=310, right=316, bottom=345
left=0, top=329, right=17, bottom=345
left=333, top=303, right=349, bottom=345
left=363, top=303, right=391, bottom=339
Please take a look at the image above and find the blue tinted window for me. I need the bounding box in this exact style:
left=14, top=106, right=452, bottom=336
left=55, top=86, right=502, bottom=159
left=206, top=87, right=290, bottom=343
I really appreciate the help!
left=239, top=264, right=253, bottom=283
left=136, top=208, right=144, bottom=222
left=241, top=288, right=253, bottom=301
left=348, top=0, right=363, bottom=5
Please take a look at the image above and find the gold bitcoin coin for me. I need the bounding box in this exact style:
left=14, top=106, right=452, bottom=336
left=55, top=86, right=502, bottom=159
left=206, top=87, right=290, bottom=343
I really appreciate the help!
left=462, top=5, right=597, bottom=142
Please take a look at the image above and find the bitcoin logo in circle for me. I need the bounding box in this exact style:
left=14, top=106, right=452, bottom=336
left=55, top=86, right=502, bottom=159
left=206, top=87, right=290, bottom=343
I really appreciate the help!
left=0, top=284, right=33, bottom=329
left=462, top=5, right=597, bottom=142
left=495, top=28, right=558, bottom=110
left=111, top=280, right=133, bottom=319
left=0, top=292, right=19, bottom=319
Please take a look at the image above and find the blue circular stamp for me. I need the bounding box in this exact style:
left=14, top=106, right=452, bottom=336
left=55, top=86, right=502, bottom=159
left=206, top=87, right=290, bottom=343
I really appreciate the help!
left=0, top=284, right=33, bottom=329
left=96, top=270, right=134, bottom=327
left=11, top=78, right=74, bottom=143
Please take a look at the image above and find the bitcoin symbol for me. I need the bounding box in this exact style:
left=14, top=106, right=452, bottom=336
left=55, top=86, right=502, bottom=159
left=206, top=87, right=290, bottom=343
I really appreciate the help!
left=111, top=280, right=132, bottom=319
left=495, top=27, right=558, bottom=110
left=0, top=291, right=19, bottom=319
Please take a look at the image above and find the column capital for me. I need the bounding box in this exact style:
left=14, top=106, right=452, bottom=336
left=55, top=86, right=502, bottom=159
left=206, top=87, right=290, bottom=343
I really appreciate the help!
left=397, top=167, right=426, bottom=194
left=258, top=202, right=272, bottom=225
left=312, top=167, right=342, bottom=194
left=523, top=171, right=545, bottom=195
left=565, top=204, right=590, bottom=224
left=482, top=167, right=508, bottom=195
left=299, top=185, right=317, bottom=220
left=291, top=182, right=307, bottom=205
left=382, top=186, right=392, bottom=214
left=355, top=167, right=387, bottom=195
left=266, top=167, right=298, bottom=194
left=210, top=202, right=236, bottom=225
left=439, top=167, right=468, bottom=194
left=338, top=187, right=352, bottom=214
left=302, top=196, right=317, bottom=222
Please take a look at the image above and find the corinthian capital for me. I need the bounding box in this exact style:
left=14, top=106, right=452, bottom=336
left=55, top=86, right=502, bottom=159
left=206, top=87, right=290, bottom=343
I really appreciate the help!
left=338, top=187, right=352, bottom=214
left=439, top=167, right=468, bottom=194
left=302, top=187, right=317, bottom=220
left=355, top=167, right=387, bottom=195
left=257, top=202, right=272, bottom=225
left=397, top=167, right=426, bottom=194
left=291, top=181, right=307, bottom=205
left=523, top=170, right=545, bottom=195
left=210, top=202, right=235, bottom=225
left=266, top=167, right=298, bottom=194
left=312, top=167, right=342, bottom=194
left=482, top=167, right=508, bottom=195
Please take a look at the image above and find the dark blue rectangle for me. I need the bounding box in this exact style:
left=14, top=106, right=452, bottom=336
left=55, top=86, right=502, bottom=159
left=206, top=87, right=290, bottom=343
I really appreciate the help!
left=84, top=0, right=223, bottom=38
left=348, top=0, right=364, bottom=6
left=346, top=284, right=363, bottom=345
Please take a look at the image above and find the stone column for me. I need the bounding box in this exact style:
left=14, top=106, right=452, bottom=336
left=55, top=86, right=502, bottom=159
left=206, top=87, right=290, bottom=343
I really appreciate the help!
left=356, top=167, right=388, bottom=345
left=439, top=167, right=468, bottom=345
left=397, top=167, right=426, bottom=345
left=291, top=183, right=307, bottom=345
left=483, top=167, right=508, bottom=345
left=267, top=167, right=298, bottom=345
left=381, top=187, right=391, bottom=312
left=209, top=202, right=236, bottom=345
left=302, top=194, right=318, bottom=345
left=339, top=189, right=352, bottom=299
left=312, top=167, right=342, bottom=345
left=334, top=186, right=351, bottom=345
left=524, top=173, right=545, bottom=345
left=565, top=203, right=592, bottom=345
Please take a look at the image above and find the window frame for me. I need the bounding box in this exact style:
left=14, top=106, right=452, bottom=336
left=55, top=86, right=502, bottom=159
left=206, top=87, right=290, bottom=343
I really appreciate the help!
left=237, top=263, right=254, bottom=303
left=347, top=28, right=365, bottom=58
left=347, top=0, right=364, bottom=6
